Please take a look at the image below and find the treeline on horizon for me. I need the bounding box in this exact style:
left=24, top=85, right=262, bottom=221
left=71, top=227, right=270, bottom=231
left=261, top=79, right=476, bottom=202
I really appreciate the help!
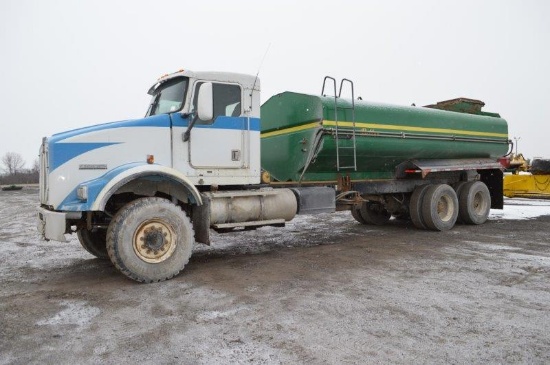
left=1, top=152, right=39, bottom=185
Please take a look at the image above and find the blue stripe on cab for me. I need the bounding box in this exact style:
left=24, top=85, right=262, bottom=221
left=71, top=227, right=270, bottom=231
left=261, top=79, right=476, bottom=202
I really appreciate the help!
left=47, top=114, right=260, bottom=171
left=196, top=117, right=260, bottom=131
left=49, top=114, right=171, bottom=144
left=172, top=115, right=260, bottom=131
left=50, top=143, right=119, bottom=171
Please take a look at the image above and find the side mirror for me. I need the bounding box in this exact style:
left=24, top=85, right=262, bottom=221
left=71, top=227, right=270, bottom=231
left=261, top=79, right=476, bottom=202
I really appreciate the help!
left=197, top=83, right=213, bottom=121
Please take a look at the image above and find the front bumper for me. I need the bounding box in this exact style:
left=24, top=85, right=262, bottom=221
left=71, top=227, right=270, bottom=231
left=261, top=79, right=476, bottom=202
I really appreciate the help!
left=37, top=207, right=81, bottom=242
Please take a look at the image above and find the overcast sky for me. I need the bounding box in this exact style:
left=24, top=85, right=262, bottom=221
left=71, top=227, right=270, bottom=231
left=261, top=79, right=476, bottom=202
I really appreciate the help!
left=1, top=0, right=549, bottom=168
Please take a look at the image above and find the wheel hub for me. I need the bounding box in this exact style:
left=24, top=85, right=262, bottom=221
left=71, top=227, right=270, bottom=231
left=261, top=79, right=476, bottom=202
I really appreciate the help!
left=133, top=220, right=177, bottom=263
left=437, top=195, right=454, bottom=222
left=473, top=192, right=483, bottom=213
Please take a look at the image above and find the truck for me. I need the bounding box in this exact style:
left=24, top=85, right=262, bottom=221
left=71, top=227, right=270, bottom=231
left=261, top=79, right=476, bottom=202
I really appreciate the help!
left=37, top=69, right=510, bottom=282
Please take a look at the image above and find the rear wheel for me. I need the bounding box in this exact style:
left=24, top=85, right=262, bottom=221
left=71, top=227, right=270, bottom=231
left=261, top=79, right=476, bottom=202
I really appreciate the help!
left=410, top=185, right=431, bottom=229
left=458, top=181, right=491, bottom=225
left=77, top=228, right=108, bottom=259
left=106, top=197, right=195, bottom=283
left=531, top=159, right=550, bottom=175
left=421, top=184, right=458, bottom=231
left=350, top=205, right=367, bottom=224
left=359, top=202, right=391, bottom=225
left=453, top=181, right=468, bottom=224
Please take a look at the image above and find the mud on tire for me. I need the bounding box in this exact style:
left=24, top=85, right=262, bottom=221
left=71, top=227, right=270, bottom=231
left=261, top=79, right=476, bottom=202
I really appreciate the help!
left=106, top=197, right=195, bottom=283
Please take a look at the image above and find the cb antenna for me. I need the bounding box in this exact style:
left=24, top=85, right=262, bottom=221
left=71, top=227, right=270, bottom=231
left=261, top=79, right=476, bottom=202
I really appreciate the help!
left=250, top=43, right=271, bottom=109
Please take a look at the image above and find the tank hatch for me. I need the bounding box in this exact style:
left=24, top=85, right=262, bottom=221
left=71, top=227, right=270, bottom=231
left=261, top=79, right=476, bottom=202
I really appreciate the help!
left=424, top=98, right=499, bottom=117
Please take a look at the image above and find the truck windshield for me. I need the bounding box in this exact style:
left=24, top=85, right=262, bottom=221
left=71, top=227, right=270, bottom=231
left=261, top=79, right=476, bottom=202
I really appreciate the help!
left=146, top=77, right=188, bottom=117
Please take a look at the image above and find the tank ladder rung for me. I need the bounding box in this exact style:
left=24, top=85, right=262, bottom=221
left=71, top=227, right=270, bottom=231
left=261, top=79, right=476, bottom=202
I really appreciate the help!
left=322, top=76, right=358, bottom=172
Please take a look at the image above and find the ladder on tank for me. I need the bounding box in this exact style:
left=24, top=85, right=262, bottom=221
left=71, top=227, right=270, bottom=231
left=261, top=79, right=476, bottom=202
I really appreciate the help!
left=321, top=76, right=358, bottom=171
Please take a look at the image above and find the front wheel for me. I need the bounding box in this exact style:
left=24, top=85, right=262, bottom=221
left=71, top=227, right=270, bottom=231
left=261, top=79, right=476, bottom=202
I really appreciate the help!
left=106, top=197, right=195, bottom=283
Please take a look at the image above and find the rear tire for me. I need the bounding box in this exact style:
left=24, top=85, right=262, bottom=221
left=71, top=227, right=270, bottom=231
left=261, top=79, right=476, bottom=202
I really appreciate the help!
left=453, top=181, right=468, bottom=224
left=421, top=184, right=458, bottom=231
left=77, top=228, right=109, bottom=259
left=410, top=185, right=431, bottom=229
left=350, top=205, right=368, bottom=224
left=531, top=159, right=550, bottom=175
left=458, top=181, right=491, bottom=225
left=106, top=197, right=195, bottom=283
left=359, top=202, right=391, bottom=225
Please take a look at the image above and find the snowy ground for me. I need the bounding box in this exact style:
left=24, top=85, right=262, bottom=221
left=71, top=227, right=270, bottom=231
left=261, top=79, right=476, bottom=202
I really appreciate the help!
left=491, top=197, right=550, bottom=220
left=1, top=188, right=550, bottom=364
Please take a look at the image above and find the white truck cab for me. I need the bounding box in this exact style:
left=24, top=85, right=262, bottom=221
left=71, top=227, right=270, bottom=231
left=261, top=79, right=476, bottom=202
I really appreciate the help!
left=37, top=70, right=298, bottom=282
left=148, top=70, right=261, bottom=185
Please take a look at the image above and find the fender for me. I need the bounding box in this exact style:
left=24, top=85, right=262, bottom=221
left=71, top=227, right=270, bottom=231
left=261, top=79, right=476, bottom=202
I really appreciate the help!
left=57, top=163, right=202, bottom=211
left=91, top=163, right=202, bottom=211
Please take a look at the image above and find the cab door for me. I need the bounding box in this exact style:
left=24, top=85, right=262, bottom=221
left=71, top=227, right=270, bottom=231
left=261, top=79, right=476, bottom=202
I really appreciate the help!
left=188, top=81, right=246, bottom=169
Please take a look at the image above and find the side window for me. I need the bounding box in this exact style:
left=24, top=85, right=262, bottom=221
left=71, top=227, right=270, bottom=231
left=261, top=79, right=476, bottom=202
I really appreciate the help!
left=193, top=82, right=242, bottom=124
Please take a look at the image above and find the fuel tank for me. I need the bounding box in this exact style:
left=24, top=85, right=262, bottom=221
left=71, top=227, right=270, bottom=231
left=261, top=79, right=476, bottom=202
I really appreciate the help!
left=206, top=188, right=297, bottom=225
left=260, top=92, right=509, bottom=182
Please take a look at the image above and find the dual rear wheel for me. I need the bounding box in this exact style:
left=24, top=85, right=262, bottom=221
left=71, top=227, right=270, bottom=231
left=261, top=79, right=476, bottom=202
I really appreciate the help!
left=350, top=181, right=491, bottom=231
left=409, top=181, right=491, bottom=231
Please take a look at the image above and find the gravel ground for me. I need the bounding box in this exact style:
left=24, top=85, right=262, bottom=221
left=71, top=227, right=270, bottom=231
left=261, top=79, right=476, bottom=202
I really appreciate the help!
left=1, top=187, right=549, bottom=364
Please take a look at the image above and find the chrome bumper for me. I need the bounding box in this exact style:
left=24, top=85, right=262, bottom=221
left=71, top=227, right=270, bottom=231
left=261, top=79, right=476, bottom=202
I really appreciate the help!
left=37, top=207, right=81, bottom=242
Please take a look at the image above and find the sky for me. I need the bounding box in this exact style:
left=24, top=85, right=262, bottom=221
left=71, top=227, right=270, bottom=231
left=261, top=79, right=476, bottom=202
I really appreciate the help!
left=1, top=0, right=549, bottom=169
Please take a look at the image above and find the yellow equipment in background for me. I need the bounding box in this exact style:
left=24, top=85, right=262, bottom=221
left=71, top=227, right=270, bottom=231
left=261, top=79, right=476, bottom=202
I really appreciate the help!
left=503, top=155, right=550, bottom=199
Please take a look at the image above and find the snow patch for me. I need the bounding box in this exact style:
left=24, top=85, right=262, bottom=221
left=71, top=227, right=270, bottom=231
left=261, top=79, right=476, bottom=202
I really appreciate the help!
left=196, top=306, right=248, bottom=322
left=37, top=300, right=100, bottom=327
left=490, top=198, right=550, bottom=221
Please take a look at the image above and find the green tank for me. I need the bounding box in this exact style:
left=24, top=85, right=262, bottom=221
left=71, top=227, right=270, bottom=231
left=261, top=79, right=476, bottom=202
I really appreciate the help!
left=260, top=92, right=509, bottom=182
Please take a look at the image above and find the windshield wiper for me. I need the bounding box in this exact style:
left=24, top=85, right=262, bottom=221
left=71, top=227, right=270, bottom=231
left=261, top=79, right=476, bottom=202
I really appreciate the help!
left=145, top=93, right=161, bottom=117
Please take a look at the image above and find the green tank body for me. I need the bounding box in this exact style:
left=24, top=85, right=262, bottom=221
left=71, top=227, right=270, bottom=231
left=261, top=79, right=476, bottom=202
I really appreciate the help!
left=260, top=92, right=509, bottom=182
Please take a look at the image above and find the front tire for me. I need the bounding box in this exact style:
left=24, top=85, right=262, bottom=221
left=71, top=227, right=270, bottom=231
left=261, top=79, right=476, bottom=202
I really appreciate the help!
left=77, top=228, right=109, bottom=259
left=106, top=197, right=195, bottom=283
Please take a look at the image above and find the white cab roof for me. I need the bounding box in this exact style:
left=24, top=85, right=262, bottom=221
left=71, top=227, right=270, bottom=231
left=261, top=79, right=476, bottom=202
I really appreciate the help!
left=148, top=69, right=260, bottom=94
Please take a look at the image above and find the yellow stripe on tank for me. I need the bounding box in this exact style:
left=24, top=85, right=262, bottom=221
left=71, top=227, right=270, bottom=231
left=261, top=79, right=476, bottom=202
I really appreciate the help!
left=323, top=121, right=508, bottom=138
left=261, top=122, right=322, bottom=138
left=261, top=120, right=508, bottom=139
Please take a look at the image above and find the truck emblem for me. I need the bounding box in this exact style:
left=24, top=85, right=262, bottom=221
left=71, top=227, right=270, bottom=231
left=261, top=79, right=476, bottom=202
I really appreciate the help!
left=79, top=164, right=107, bottom=170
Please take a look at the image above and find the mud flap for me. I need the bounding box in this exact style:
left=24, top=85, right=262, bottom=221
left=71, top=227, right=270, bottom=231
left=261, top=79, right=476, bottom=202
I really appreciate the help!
left=192, top=195, right=211, bottom=245
left=480, top=169, right=504, bottom=209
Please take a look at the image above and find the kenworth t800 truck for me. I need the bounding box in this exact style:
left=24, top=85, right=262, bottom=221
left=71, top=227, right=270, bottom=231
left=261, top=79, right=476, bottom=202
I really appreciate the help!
left=38, top=69, right=509, bottom=282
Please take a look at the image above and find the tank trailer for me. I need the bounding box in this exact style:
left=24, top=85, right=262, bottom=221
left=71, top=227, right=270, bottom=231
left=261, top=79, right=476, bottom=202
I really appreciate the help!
left=38, top=70, right=510, bottom=282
